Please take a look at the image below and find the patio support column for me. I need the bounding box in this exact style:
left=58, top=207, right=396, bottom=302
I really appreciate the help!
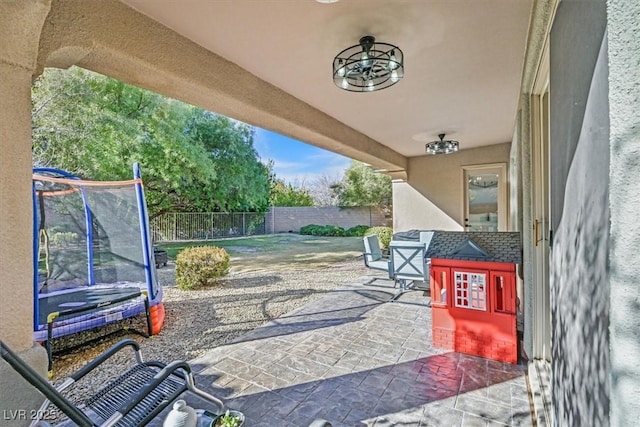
left=0, top=0, right=51, bottom=419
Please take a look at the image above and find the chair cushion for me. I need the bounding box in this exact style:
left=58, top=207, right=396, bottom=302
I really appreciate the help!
left=367, top=259, right=389, bottom=271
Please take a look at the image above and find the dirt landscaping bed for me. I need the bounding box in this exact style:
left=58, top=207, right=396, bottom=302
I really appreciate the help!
left=50, top=235, right=368, bottom=384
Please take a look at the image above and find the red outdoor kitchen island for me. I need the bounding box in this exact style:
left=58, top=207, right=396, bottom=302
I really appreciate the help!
left=425, top=231, right=522, bottom=364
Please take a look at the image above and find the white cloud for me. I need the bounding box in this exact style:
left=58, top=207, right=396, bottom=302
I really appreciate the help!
left=260, top=153, right=349, bottom=184
left=254, top=127, right=352, bottom=186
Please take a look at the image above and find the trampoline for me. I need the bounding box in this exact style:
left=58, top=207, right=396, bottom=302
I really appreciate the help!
left=33, top=164, right=164, bottom=374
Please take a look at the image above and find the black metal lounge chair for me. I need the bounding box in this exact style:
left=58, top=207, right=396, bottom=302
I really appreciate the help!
left=0, top=338, right=224, bottom=426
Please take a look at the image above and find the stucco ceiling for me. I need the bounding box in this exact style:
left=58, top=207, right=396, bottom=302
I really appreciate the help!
left=121, top=0, right=532, bottom=158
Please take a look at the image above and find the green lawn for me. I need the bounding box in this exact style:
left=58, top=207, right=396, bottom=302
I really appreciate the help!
left=157, top=233, right=364, bottom=272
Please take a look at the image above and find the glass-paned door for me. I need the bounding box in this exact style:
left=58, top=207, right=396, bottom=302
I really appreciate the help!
left=463, top=164, right=507, bottom=231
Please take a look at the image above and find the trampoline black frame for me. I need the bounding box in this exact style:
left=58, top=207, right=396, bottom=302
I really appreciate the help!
left=41, top=287, right=152, bottom=376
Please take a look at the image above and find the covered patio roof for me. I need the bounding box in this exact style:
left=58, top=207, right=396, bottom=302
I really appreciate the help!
left=35, top=0, right=532, bottom=175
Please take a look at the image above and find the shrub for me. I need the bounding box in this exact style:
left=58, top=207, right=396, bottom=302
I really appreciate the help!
left=299, top=224, right=345, bottom=236
left=299, top=224, right=321, bottom=235
left=365, top=226, right=393, bottom=249
left=345, top=225, right=370, bottom=237
left=175, top=246, right=230, bottom=290
left=323, top=225, right=346, bottom=236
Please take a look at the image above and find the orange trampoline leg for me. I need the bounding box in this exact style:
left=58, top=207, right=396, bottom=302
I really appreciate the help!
left=149, top=303, right=165, bottom=335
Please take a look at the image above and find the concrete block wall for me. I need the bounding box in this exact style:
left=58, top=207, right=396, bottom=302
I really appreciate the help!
left=265, top=206, right=388, bottom=234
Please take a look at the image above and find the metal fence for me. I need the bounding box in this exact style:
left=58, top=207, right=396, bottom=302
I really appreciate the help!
left=150, top=212, right=266, bottom=242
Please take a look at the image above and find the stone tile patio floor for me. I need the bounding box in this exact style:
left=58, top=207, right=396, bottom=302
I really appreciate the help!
left=178, top=275, right=533, bottom=427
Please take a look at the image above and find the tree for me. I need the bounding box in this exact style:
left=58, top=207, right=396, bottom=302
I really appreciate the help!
left=32, top=67, right=271, bottom=217
left=269, top=178, right=314, bottom=207
left=309, top=174, right=342, bottom=206
left=332, top=160, right=392, bottom=212
left=182, top=110, right=271, bottom=212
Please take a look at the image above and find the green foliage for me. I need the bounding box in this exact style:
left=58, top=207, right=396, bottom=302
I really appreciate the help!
left=184, top=111, right=271, bottom=213
left=365, top=226, right=393, bottom=249
left=175, top=246, right=230, bottom=290
left=331, top=161, right=392, bottom=214
left=344, top=225, right=370, bottom=237
left=214, top=411, right=242, bottom=427
left=299, top=224, right=319, bottom=235
left=269, top=176, right=314, bottom=207
left=299, top=224, right=345, bottom=236
left=32, top=67, right=271, bottom=217
left=299, top=224, right=371, bottom=237
left=49, top=231, right=79, bottom=247
left=245, top=215, right=264, bottom=236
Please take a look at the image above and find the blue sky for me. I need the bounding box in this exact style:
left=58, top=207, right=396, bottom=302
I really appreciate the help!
left=253, top=128, right=352, bottom=185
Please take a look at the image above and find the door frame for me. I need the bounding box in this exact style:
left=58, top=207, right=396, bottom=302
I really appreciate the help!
left=530, top=38, right=551, bottom=361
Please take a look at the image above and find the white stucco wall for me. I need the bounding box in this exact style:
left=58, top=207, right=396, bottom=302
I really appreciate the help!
left=392, top=182, right=462, bottom=232
left=550, top=34, right=610, bottom=425
left=549, top=1, right=612, bottom=424
left=0, top=0, right=51, bottom=422
left=393, top=143, right=511, bottom=232
left=607, top=0, right=640, bottom=424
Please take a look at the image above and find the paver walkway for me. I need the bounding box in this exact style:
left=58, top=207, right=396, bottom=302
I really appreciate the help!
left=184, top=275, right=533, bottom=426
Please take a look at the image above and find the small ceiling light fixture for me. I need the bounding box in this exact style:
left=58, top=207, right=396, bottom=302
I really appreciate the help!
left=333, top=35, right=404, bottom=92
left=468, top=174, right=499, bottom=188
left=425, top=133, right=459, bottom=155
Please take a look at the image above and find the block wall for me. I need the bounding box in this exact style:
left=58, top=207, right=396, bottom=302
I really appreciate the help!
left=265, top=206, right=388, bottom=234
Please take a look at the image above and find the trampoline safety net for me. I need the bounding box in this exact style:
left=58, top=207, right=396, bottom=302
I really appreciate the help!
left=32, top=167, right=161, bottom=349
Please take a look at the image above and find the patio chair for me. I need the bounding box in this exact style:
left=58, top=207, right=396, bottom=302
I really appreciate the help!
left=362, top=234, right=392, bottom=284
left=388, top=241, right=430, bottom=302
left=0, top=338, right=224, bottom=426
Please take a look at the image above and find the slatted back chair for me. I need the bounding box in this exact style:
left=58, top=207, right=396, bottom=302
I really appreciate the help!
left=388, top=241, right=430, bottom=301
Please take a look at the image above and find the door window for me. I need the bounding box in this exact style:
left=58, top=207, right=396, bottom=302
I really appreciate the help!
left=463, top=164, right=507, bottom=231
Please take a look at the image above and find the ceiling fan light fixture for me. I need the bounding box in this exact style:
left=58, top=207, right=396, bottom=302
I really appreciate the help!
left=425, top=133, right=459, bottom=155
left=333, top=35, right=404, bottom=92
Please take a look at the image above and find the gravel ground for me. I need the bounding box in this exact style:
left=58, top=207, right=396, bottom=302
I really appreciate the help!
left=51, top=256, right=369, bottom=394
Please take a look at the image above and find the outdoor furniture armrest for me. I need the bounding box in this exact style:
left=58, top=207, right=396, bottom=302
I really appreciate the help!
left=1, top=338, right=226, bottom=427
left=67, top=338, right=142, bottom=385
left=363, top=254, right=391, bottom=274
left=362, top=251, right=388, bottom=264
